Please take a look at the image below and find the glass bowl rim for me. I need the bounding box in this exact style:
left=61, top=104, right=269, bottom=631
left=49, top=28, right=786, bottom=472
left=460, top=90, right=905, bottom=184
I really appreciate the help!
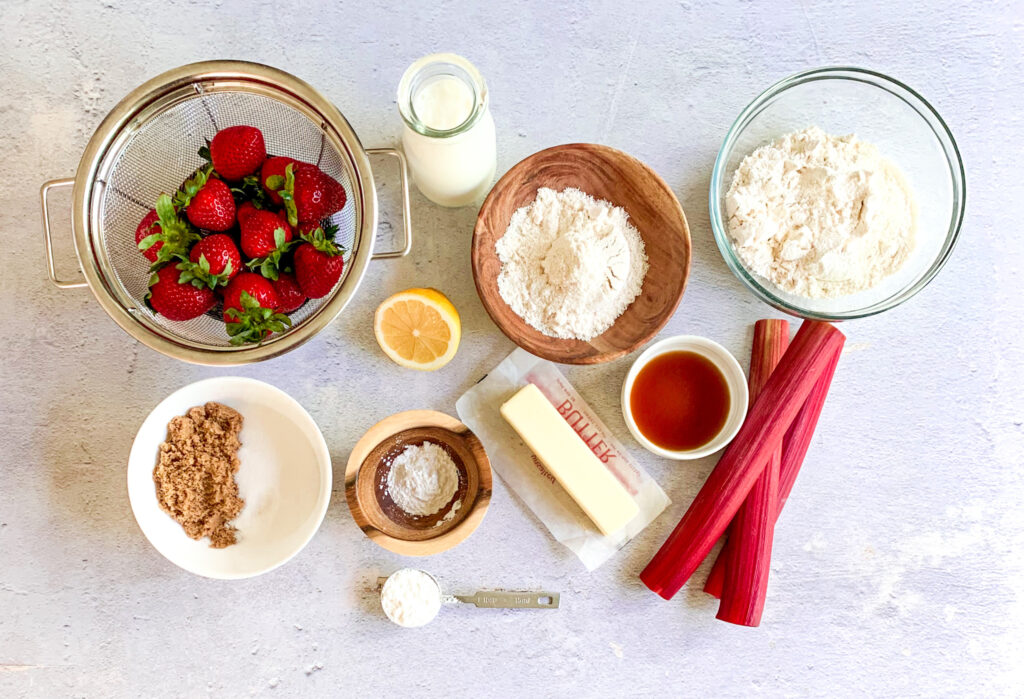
left=708, top=66, right=967, bottom=321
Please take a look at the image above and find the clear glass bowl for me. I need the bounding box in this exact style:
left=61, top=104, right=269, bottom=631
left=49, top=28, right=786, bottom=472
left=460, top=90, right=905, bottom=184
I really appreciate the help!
left=709, top=67, right=966, bottom=320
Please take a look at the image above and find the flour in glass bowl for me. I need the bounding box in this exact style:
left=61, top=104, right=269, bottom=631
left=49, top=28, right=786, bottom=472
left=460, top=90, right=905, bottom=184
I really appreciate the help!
left=725, top=126, right=918, bottom=299
left=496, top=187, right=648, bottom=341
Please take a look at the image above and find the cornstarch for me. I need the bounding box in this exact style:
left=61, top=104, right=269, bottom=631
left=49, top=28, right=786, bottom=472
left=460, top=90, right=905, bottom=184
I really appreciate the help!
left=495, top=187, right=648, bottom=341
left=386, top=441, right=459, bottom=517
left=380, top=568, right=442, bottom=627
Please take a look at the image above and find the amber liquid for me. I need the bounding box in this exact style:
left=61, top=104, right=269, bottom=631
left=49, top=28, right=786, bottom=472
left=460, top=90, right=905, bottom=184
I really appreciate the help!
left=629, top=350, right=731, bottom=451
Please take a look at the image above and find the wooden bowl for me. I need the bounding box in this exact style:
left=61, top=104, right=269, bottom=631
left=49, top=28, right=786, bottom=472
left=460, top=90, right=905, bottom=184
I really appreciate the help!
left=472, top=143, right=691, bottom=364
left=344, top=410, right=492, bottom=556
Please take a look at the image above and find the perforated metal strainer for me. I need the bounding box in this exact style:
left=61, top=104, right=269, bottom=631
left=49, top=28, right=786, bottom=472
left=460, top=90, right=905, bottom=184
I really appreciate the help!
left=40, top=60, right=411, bottom=365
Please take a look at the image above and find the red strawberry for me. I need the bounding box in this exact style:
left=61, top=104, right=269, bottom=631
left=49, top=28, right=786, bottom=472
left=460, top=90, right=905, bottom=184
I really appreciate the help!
left=236, top=201, right=261, bottom=226
left=222, top=272, right=292, bottom=345
left=222, top=273, right=278, bottom=322
left=293, top=223, right=345, bottom=299
left=136, top=195, right=200, bottom=267
left=210, top=126, right=266, bottom=181
left=294, top=244, right=344, bottom=298
left=186, top=178, right=236, bottom=231
left=271, top=272, right=306, bottom=313
left=146, top=265, right=216, bottom=321
left=284, top=163, right=347, bottom=225
left=240, top=210, right=295, bottom=280
left=176, top=234, right=241, bottom=289
left=240, top=210, right=292, bottom=258
left=135, top=209, right=162, bottom=262
left=323, top=172, right=347, bottom=212
left=261, top=156, right=300, bottom=206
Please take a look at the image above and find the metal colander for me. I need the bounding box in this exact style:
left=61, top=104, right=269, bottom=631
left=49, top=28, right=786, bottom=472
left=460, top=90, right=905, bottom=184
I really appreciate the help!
left=41, top=61, right=411, bottom=365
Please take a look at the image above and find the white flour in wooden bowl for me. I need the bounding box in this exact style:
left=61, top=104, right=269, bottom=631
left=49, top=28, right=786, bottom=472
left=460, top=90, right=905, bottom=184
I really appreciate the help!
left=725, top=126, right=918, bottom=299
left=496, top=187, right=648, bottom=341
left=386, top=441, right=459, bottom=517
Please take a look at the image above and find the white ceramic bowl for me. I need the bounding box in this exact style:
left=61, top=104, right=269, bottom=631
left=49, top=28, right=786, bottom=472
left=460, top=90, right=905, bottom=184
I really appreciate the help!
left=621, top=335, right=749, bottom=460
left=127, top=377, right=332, bottom=579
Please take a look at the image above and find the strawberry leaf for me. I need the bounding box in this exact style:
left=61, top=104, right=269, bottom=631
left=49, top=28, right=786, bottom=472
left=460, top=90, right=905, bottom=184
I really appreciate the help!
left=138, top=233, right=162, bottom=251
left=231, top=173, right=271, bottom=208
left=175, top=254, right=231, bottom=289
left=224, top=291, right=293, bottom=345
left=279, top=163, right=298, bottom=227
left=155, top=193, right=177, bottom=224
left=300, top=224, right=344, bottom=256
left=172, top=165, right=212, bottom=210
left=146, top=193, right=200, bottom=270
left=322, top=221, right=340, bottom=240
left=244, top=229, right=296, bottom=281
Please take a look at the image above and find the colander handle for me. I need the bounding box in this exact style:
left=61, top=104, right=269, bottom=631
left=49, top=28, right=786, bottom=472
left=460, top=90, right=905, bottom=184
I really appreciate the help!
left=40, top=178, right=88, bottom=289
left=366, top=148, right=413, bottom=260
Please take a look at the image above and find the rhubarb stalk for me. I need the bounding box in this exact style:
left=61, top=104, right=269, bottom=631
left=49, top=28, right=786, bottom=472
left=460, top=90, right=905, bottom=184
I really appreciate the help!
left=715, top=319, right=789, bottom=626
left=778, top=347, right=841, bottom=505
left=639, top=320, right=845, bottom=600
left=704, top=342, right=842, bottom=599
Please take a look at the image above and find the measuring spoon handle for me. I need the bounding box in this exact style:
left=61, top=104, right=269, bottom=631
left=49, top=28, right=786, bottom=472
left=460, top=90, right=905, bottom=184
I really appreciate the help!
left=455, top=591, right=560, bottom=609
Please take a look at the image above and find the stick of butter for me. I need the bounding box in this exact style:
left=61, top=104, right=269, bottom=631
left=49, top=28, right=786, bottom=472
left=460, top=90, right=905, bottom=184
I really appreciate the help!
left=500, top=383, right=639, bottom=536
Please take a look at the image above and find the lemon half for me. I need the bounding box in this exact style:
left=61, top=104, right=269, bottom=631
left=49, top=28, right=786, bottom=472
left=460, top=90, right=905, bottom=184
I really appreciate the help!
left=373, top=288, right=461, bottom=371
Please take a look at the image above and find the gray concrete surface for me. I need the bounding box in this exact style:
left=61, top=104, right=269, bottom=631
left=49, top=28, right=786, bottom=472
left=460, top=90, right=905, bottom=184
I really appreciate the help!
left=1, top=0, right=1022, bottom=696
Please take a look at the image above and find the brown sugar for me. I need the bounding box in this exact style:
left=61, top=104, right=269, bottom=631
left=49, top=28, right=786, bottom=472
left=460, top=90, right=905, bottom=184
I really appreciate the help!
left=153, top=402, right=245, bottom=548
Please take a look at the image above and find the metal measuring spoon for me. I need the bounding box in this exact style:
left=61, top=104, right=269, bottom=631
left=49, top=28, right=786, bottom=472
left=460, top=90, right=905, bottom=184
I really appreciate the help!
left=378, top=569, right=559, bottom=627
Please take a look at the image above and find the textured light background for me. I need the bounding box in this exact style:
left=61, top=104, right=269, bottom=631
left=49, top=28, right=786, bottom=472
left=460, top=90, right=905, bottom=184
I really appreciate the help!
left=1, top=1, right=1022, bottom=697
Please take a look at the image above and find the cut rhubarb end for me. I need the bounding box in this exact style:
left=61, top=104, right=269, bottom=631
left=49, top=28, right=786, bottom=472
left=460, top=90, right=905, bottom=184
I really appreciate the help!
left=639, top=320, right=844, bottom=601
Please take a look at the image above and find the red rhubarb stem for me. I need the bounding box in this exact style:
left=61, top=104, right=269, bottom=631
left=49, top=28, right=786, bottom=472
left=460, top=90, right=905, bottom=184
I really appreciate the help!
left=715, top=319, right=789, bottom=627
left=704, top=342, right=842, bottom=600
left=778, top=347, right=841, bottom=506
left=639, top=320, right=845, bottom=600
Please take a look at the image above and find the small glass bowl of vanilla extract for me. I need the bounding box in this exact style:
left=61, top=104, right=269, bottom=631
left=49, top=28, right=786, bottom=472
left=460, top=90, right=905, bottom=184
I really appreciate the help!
left=621, top=336, right=749, bottom=460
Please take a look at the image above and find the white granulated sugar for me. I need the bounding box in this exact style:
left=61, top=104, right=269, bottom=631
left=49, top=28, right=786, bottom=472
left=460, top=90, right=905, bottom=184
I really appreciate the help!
left=725, top=126, right=918, bottom=298
left=495, top=187, right=648, bottom=340
left=386, top=441, right=459, bottom=517
left=380, top=568, right=442, bottom=628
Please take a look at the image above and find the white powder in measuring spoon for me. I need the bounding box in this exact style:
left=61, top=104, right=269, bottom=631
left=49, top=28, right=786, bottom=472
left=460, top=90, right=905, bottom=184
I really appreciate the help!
left=496, top=187, right=648, bottom=341
left=380, top=568, right=443, bottom=628
left=386, top=441, right=459, bottom=516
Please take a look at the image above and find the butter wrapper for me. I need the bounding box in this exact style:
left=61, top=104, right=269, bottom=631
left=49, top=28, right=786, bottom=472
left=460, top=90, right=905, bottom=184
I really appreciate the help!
left=456, top=348, right=669, bottom=571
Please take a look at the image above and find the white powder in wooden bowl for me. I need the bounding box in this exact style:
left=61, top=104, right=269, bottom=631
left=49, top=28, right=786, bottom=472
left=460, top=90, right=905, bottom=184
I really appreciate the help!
left=386, top=441, right=459, bottom=517
left=725, top=126, right=918, bottom=298
left=496, top=187, right=648, bottom=341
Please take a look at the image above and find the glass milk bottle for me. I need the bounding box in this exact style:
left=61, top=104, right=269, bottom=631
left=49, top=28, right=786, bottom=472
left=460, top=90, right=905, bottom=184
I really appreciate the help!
left=397, top=53, right=497, bottom=207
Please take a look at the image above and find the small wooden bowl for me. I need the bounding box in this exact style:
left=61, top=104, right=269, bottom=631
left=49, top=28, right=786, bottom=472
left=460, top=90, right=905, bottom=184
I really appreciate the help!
left=344, top=410, right=492, bottom=556
left=472, top=143, right=692, bottom=364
